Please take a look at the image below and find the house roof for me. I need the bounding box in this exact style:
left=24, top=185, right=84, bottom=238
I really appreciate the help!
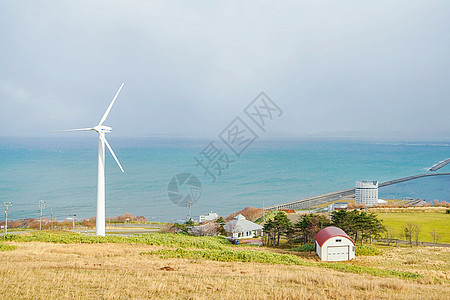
left=224, top=214, right=263, bottom=233
left=315, top=226, right=354, bottom=247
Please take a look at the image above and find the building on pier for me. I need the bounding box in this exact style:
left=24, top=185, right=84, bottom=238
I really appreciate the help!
left=355, top=180, right=378, bottom=206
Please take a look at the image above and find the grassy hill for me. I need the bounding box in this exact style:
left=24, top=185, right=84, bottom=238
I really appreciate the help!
left=0, top=231, right=449, bottom=299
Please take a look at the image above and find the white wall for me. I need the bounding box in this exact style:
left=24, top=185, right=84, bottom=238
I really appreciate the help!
left=316, top=237, right=355, bottom=261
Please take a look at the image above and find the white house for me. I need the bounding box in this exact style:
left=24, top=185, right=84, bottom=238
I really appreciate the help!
left=224, top=214, right=263, bottom=239
left=315, top=226, right=355, bottom=261
left=199, top=212, right=219, bottom=223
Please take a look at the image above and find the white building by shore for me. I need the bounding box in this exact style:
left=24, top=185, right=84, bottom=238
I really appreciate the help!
left=199, top=212, right=219, bottom=223
left=355, top=180, right=378, bottom=206
left=327, top=202, right=348, bottom=212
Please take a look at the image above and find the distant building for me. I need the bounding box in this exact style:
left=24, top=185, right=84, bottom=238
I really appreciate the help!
left=355, top=180, right=378, bottom=206
left=327, top=202, right=348, bottom=212
left=224, top=214, right=263, bottom=239
left=315, top=226, right=355, bottom=261
left=377, top=199, right=388, bottom=205
left=199, top=212, right=219, bottom=223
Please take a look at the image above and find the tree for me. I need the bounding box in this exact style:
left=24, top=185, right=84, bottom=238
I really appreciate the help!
left=331, top=210, right=384, bottom=245
left=295, top=213, right=330, bottom=244
left=173, top=219, right=195, bottom=234
left=430, top=228, right=443, bottom=245
left=363, top=212, right=385, bottom=246
left=263, top=211, right=291, bottom=247
left=216, top=217, right=227, bottom=236
left=404, top=224, right=413, bottom=246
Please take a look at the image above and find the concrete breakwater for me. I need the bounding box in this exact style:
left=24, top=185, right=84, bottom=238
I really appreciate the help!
left=429, top=158, right=450, bottom=171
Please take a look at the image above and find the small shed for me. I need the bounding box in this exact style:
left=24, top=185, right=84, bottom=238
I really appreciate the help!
left=315, top=226, right=355, bottom=261
left=224, top=214, right=263, bottom=239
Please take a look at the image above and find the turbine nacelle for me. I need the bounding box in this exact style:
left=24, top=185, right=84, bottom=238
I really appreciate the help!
left=94, top=125, right=112, bottom=133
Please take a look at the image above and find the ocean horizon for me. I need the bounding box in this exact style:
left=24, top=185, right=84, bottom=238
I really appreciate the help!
left=0, top=137, right=449, bottom=222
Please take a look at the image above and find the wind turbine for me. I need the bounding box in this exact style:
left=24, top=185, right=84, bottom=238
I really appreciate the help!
left=58, top=82, right=125, bottom=236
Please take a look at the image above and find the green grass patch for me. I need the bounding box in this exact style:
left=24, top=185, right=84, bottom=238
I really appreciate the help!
left=316, top=262, right=421, bottom=280
left=355, top=245, right=382, bottom=256
left=1, top=231, right=230, bottom=249
left=376, top=212, right=450, bottom=243
left=0, top=243, right=17, bottom=251
left=142, top=248, right=313, bottom=265
left=142, top=248, right=421, bottom=280
left=290, top=244, right=315, bottom=252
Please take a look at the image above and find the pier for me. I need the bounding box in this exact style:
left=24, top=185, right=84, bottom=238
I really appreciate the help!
left=264, top=172, right=450, bottom=211
left=429, top=158, right=450, bottom=171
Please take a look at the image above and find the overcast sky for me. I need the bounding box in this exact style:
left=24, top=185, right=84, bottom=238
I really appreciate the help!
left=1, top=1, right=449, bottom=140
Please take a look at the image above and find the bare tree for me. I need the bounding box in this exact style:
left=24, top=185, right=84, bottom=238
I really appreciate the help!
left=384, top=226, right=397, bottom=246
left=191, top=222, right=220, bottom=236
left=410, top=224, right=422, bottom=246
left=430, top=228, right=443, bottom=245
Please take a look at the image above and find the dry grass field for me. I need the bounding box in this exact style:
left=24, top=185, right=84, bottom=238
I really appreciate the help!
left=0, top=240, right=449, bottom=300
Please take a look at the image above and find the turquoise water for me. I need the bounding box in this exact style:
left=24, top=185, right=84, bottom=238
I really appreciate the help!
left=0, top=137, right=448, bottom=222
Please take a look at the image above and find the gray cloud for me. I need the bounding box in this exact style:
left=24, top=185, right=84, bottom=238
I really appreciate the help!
left=1, top=1, right=449, bottom=140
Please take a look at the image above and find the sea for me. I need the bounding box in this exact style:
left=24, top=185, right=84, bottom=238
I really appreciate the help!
left=0, top=137, right=449, bottom=222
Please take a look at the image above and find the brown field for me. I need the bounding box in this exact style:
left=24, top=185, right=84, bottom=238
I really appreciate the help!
left=0, top=242, right=449, bottom=299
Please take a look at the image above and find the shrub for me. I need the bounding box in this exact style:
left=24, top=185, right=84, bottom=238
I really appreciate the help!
left=0, top=243, right=17, bottom=251
left=355, top=245, right=382, bottom=256
left=290, top=244, right=315, bottom=252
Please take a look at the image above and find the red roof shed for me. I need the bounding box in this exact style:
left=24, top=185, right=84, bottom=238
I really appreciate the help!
left=315, top=226, right=354, bottom=247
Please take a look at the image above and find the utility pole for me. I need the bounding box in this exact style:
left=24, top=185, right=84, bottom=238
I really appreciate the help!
left=187, top=200, right=192, bottom=223
left=263, top=200, right=265, bottom=223
left=38, top=200, right=45, bottom=230
left=50, top=208, right=54, bottom=230
left=72, top=214, right=76, bottom=230
left=3, top=202, right=12, bottom=235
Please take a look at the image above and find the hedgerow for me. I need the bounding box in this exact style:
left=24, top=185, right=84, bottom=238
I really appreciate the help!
left=1, top=231, right=230, bottom=249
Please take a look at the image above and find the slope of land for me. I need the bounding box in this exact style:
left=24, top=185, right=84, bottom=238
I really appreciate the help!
left=0, top=232, right=449, bottom=299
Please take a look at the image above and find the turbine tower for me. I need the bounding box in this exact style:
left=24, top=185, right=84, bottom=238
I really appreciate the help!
left=58, top=83, right=125, bottom=236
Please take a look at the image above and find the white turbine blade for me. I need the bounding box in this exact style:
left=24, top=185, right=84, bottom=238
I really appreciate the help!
left=99, top=82, right=124, bottom=125
left=100, top=135, right=125, bottom=172
left=52, top=128, right=94, bottom=132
